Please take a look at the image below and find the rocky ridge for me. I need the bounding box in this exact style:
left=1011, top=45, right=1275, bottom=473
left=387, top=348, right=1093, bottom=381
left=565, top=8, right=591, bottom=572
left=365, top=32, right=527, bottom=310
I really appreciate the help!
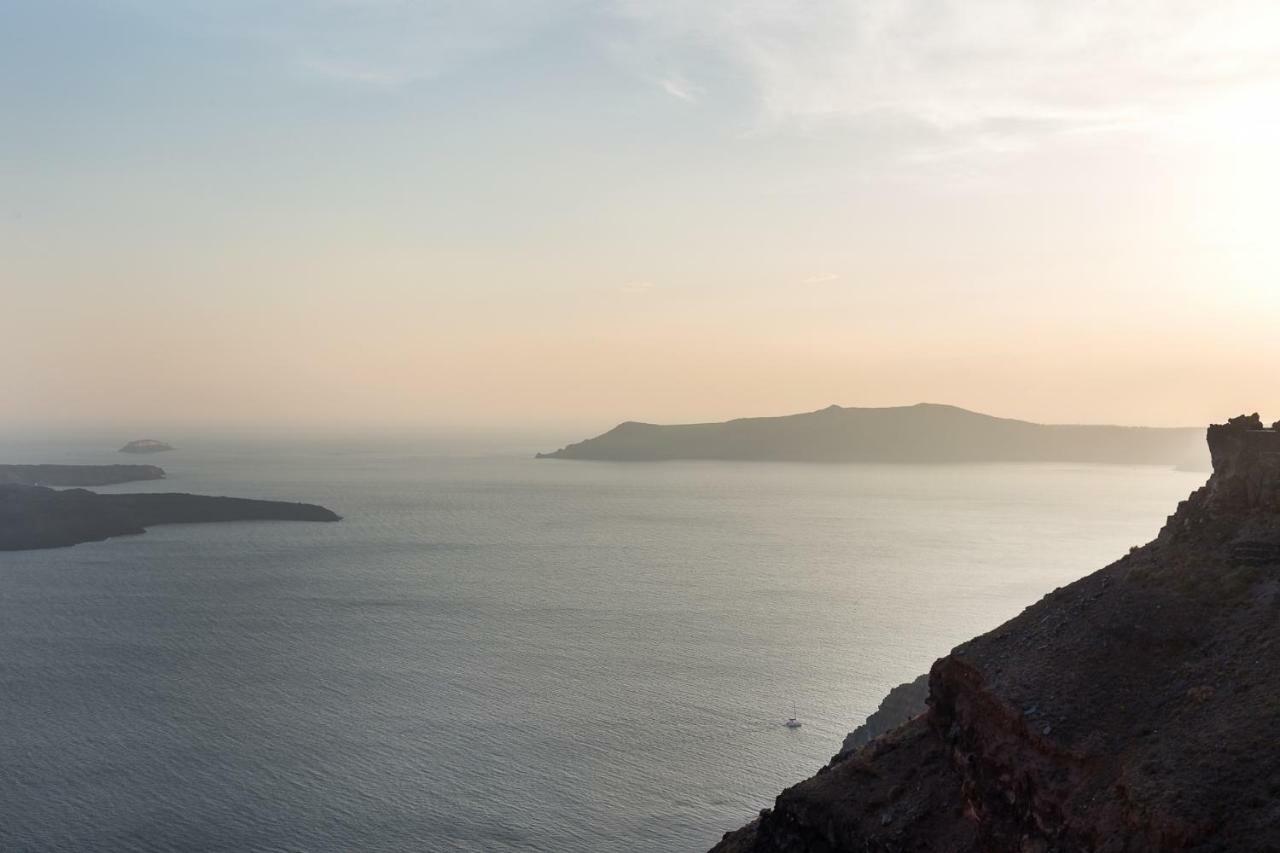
left=833, top=674, right=930, bottom=762
left=711, top=415, right=1280, bottom=852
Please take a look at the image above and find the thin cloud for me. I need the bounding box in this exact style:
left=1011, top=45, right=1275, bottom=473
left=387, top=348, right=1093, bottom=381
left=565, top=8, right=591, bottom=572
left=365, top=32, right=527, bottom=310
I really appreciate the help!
left=613, top=0, right=1280, bottom=144
left=142, top=0, right=589, bottom=90
left=296, top=56, right=414, bottom=88
left=621, top=280, right=655, bottom=293
left=801, top=273, right=839, bottom=285
left=660, top=76, right=700, bottom=103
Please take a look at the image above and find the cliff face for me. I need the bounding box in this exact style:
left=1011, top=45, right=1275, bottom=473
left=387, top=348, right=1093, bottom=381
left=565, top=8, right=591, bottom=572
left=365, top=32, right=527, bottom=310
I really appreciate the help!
left=712, top=417, right=1280, bottom=853
left=834, top=674, right=929, bottom=761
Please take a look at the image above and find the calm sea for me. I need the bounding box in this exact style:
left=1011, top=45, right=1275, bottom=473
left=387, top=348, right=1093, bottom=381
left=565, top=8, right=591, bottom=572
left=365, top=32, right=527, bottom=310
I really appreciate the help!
left=0, top=439, right=1204, bottom=852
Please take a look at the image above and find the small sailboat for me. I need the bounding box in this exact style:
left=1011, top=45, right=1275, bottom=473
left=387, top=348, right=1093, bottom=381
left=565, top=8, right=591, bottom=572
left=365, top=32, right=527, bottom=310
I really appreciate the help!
left=784, top=703, right=802, bottom=728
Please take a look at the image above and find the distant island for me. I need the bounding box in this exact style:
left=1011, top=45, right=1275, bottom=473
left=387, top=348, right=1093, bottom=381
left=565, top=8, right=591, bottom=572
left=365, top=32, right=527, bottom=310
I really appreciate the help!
left=0, top=485, right=340, bottom=551
left=538, top=403, right=1208, bottom=467
left=119, top=439, right=174, bottom=454
left=0, top=464, right=165, bottom=487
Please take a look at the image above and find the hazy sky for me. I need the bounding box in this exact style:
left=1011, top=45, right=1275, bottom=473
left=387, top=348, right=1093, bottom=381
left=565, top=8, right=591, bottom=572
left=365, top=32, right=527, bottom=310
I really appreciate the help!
left=5, top=1, right=1280, bottom=435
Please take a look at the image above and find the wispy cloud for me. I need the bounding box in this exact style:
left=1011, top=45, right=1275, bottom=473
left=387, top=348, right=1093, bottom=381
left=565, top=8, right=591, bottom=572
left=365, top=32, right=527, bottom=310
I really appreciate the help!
left=296, top=56, right=415, bottom=88
left=612, top=0, right=1280, bottom=145
left=801, top=273, right=839, bottom=285
left=620, top=280, right=655, bottom=293
left=120, top=0, right=1280, bottom=151
left=134, top=0, right=589, bottom=90
left=659, top=75, right=700, bottom=103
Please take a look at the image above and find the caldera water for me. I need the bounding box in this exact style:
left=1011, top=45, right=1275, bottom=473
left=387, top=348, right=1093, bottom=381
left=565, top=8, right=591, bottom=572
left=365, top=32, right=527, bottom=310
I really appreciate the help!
left=0, top=438, right=1204, bottom=852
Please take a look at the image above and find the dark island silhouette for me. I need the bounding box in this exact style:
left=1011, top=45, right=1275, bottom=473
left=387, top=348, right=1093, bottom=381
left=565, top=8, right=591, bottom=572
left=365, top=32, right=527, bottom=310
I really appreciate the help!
left=119, top=439, right=174, bottom=454
left=0, top=485, right=340, bottom=551
left=0, top=463, right=166, bottom=487
left=538, top=403, right=1207, bottom=467
left=710, top=415, right=1280, bottom=852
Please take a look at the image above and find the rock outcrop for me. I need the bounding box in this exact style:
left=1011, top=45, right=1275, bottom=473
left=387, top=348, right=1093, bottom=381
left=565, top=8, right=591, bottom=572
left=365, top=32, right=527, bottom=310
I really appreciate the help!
left=539, top=404, right=1207, bottom=467
left=0, top=485, right=340, bottom=551
left=833, top=674, right=930, bottom=762
left=0, top=464, right=165, bottom=487
left=711, top=416, right=1280, bottom=852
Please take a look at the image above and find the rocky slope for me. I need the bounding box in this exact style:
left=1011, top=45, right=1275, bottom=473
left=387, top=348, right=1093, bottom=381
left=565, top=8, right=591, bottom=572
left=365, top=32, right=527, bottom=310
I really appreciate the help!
left=0, top=485, right=340, bottom=551
left=833, top=674, right=929, bottom=762
left=711, top=414, right=1280, bottom=852
left=0, top=464, right=165, bottom=487
left=539, top=404, right=1206, bottom=467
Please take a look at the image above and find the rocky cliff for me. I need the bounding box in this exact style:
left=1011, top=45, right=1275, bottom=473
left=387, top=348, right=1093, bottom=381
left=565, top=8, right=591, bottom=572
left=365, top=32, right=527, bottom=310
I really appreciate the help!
left=711, top=415, right=1280, bottom=852
left=833, top=674, right=929, bottom=762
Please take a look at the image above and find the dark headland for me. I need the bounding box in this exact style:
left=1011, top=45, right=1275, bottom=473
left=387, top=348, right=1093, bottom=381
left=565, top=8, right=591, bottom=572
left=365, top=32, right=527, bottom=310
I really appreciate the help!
left=0, top=485, right=340, bottom=551
left=538, top=403, right=1208, bottom=467
left=709, top=414, right=1280, bottom=852
left=119, top=439, right=174, bottom=453
left=0, top=463, right=166, bottom=487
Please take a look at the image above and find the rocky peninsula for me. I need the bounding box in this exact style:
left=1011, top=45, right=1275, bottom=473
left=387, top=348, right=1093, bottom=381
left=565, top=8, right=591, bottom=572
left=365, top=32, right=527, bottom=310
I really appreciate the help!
left=0, top=485, right=340, bottom=551
left=0, top=464, right=166, bottom=487
left=710, top=414, right=1280, bottom=852
left=538, top=403, right=1207, bottom=467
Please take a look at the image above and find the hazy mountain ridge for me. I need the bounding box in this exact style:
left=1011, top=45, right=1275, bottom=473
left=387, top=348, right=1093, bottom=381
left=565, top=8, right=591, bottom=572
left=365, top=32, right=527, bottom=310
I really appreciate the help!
left=710, top=417, right=1280, bottom=852
left=539, top=404, right=1208, bottom=467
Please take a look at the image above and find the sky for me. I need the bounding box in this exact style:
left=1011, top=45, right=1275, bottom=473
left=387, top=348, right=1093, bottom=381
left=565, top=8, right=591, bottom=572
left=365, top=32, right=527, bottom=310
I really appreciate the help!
left=4, top=0, right=1280, bottom=437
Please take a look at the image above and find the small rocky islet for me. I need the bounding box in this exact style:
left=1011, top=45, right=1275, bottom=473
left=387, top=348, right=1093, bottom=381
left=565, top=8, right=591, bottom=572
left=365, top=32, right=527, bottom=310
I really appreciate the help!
left=118, top=439, right=174, bottom=454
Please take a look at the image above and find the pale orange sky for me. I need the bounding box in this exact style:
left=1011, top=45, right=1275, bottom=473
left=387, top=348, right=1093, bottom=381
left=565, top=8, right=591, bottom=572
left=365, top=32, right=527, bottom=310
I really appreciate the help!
left=5, top=1, right=1280, bottom=435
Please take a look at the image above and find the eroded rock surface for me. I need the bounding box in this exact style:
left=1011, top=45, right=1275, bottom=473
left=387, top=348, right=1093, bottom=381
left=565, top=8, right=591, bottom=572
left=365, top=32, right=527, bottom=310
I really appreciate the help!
left=834, top=674, right=930, bottom=761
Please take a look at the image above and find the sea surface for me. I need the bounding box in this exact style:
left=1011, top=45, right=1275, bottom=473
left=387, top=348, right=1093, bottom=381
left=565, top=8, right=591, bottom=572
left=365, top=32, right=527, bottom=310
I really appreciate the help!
left=0, top=439, right=1205, bottom=852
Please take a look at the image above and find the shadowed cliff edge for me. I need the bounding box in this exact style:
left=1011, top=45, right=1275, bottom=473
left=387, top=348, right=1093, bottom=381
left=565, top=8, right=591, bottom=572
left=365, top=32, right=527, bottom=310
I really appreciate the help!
left=711, top=414, right=1280, bottom=853
left=538, top=404, right=1207, bottom=467
left=833, top=674, right=930, bottom=763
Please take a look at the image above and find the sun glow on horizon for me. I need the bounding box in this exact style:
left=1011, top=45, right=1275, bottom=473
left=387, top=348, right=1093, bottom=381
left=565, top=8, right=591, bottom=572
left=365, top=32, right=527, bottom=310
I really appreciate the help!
left=4, top=1, right=1280, bottom=432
